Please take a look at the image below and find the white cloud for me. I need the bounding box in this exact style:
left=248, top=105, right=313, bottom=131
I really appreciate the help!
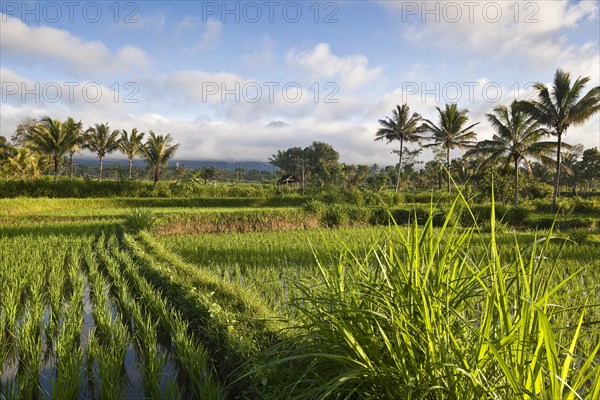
left=134, top=10, right=166, bottom=30
left=286, top=43, right=383, bottom=92
left=393, top=1, right=598, bottom=67
left=241, top=35, right=275, bottom=68
left=194, top=19, right=222, bottom=51
left=0, top=14, right=150, bottom=76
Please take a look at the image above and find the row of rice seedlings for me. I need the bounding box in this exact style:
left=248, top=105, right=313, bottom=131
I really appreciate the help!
left=83, top=241, right=129, bottom=399
left=0, top=284, right=21, bottom=371
left=0, top=236, right=91, bottom=397
left=45, top=253, right=66, bottom=331
left=50, top=267, right=85, bottom=400
left=13, top=278, right=45, bottom=399
left=42, top=248, right=80, bottom=373
left=1, top=237, right=42, bottom=373
left=106, top=236, right=221, bottom=399
left=95, top=234, right=167, bottom=399
left=129, top=232, right=290, bottom=396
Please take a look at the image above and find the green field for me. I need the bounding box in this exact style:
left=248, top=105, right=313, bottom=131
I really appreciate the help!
left=1, top=195, right=599, bottom=399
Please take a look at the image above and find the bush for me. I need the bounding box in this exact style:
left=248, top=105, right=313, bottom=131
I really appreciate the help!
left=341, top=189, right=365, bottom=206
left=520, top=177, right=553, bottom=200
left=345, top=206, right=372, bottom=223
left=503, top=206, right=530, bottom=227
left=123, top=208, right=157, bottom=233
left=319, top=190, right=342, bottom=205
left=303, top=199, right=326, bottom=215
left=320, top=204, right=348, bottom=227
left=462, top=204, right=530, bottom=228
left=572, top=197, right=600, bottom=214
left=528, top=217, right=596, bottom=231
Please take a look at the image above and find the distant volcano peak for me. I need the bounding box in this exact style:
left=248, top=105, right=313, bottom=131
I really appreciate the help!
left=265, top=120, right=291, bottom=128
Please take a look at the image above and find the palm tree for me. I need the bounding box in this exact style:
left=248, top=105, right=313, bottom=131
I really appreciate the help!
left=84, top=123, right=121, bottom=180
left=0, top=135, right=11, bottom=161
left=62, top=117, right=84, bottom=179
left=118, top=128, right=145, bottom=179
left=141, top=131, right=180, bottom=187
left=516, top=69, right=600, bottom=209
left=375, top=104, right=427, bottom=192
left=6, top=147, right=48, bottom=179
left=423, top=104, right=480, bottom=192
left=23, top=116, right=69, bottom=184
left=466, top=102, right=555, bottom=206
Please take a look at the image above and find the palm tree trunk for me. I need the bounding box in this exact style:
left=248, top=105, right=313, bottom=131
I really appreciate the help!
left=552, top=132, right=562, bottom=210
left=153, top=166, right=159, bottom=187
left=514, top=158, right=519, bottom=207
left=99, top=156, right=103, bottom=181
left=395, top=137, right=403, bottom=193
left=53, top=156, right=59, bottom=185
left=69, top=153, right=74, bottom=179
left=129, top=158, right=133, bottom=180
left=446, top=147, right=451, bottom=193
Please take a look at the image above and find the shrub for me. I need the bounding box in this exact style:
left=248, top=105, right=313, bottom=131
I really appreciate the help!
left=123, top=209, right=157, bottom=233
left=303, top=199, right=326, bottom=215
left=520, top=177, right=553, bottom=200
left=341, top=189, right=365, bottom=206
left=319, top=190, right=342, bottom=205
left=345, top=206, right=371, bottom=223
left=503, top=206, right=530, bottom=227
left=320, top=204, right=348, bottom=227
left=572, top=197, right=600, bottom=214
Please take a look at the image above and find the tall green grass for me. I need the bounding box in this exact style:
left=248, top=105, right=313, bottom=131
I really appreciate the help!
left=255, top=196, right=600, bottom=399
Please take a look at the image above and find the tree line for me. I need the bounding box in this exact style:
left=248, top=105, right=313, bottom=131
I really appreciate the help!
left=373, top=69, right=599, bottom=207
left=268, top=70, right=599, bottom=206
left=0, top=117, right=179, bottom=187
left=1, top=69, right=598, bottom=204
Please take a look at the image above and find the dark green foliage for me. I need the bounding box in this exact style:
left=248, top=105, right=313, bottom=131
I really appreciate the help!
left=520, top=176, right=554, bottom=200
left=320, top=204, right=349, bottom=227
left=303, top=199, right=326, bottom=215
left=0, top=178, right=295, bottom=199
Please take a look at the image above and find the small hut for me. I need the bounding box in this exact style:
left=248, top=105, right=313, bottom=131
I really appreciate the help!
left=277, top=174, right=300, bottom=188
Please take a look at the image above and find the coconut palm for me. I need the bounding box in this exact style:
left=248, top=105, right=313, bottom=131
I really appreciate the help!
left=118, top=128, right=145, bottom=179
left=84, top=123, right=121, bottom=180
left=23, top=116, right=69, bottom=184
left=62, top=117, right=84, bottom=179
left=375, top=104, right=427, bottom=192
left=141, top=131, right=180, bottom=187
left=0, top=136, right=11, bottom=160
left=6, top=147, right=48, bottom=179
left=516, top=69, right=600, bottom=209
left=466, top=102, right=555, bottom=206
left=423, top=104, right=480, bottom=192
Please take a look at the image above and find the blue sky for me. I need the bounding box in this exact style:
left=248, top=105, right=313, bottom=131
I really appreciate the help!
left=1, top=0, right=599, bottom=164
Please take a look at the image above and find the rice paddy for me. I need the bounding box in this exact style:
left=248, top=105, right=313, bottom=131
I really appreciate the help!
left=1, top=195, right=599, bottom=399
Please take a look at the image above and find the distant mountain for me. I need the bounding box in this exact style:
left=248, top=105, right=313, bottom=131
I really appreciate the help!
left=265, top=120, right=290, bottom=128
left=76, top=158, right=279, bottom=172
